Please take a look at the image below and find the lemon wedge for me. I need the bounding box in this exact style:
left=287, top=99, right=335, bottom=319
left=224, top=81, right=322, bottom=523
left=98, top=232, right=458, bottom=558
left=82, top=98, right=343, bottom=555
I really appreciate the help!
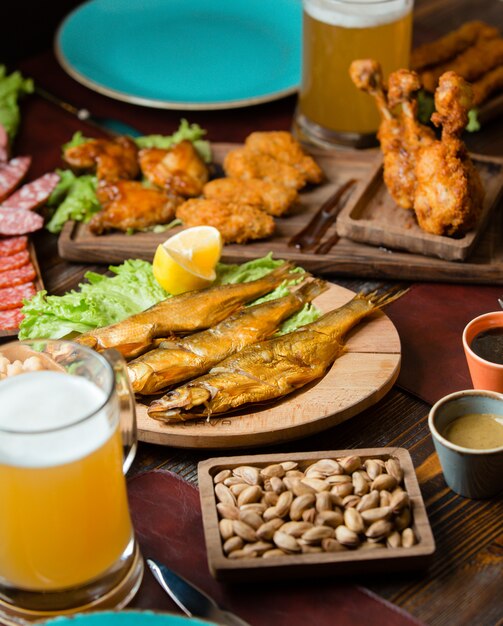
left=152, top=226, right=223, bottom=295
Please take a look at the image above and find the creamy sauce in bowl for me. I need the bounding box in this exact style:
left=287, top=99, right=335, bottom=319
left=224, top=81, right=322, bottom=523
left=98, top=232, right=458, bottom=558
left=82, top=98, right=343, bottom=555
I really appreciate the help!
left=443, top=413, right=503, bottom=450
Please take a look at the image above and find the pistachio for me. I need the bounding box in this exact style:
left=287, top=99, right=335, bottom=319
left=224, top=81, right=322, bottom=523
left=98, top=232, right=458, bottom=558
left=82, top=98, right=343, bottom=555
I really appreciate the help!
left=356, top=490, right=380, bottom=513
left=242, top=541, right=274, bottom=555
left=300, top=544, right=323, bottom=554
left=352, top=471, right=370, bottom=496
left=315, top=510, right=343, bottom=528
left=281, top=521, right=314, bottom=537
left=233, top=465, right=261, bottom=485
left=290, top=493, right=316, bottom=520
left=387, top=531, right=402, bottom=549
left=330, top=482, right=354, bottom=498
left=338, top=455, right=362, bottom=474
left=291, top=479, right=316, bottom=497
left=365, top=519, right=394, bottom=541
left=237, top=485, right=262, bottom=506
left=344, top=508, right=365, bottom=534
left=301, top=508, right=317, bottom=524
left=274, top=490, right=294, bottom=517
left=364, top=459, right=382, bottom=481
left=269, top=476, right=285, bottom=494
left=240, top=503, right=267, bottom=515
left=214, top=469, right=232, bottom=484
left=263, top=506, right=281, bottom=522
left=219, top=518, right=235, bottom=541
left=390, top=490, right=410, bottom=513
left=302, top=526, right=334, bottom=543
left=238, top=510, right=263, bottom=530
left=321, top=538, right=346, bottom=552
left=280, top=461, right=298, bottom=472
left=301, top=477, right=330, bottom=493
left=285, top=470, right=305, bottom=480
left=379, top=490, right=392, bottom=507
left=233, top=520, right=257, bottom=543
left=360, top=540, right=386, bottom=550
left=385, top=458, right=404, bottom=484
left=260, top=464, right=285, bottom=479
left=371, top=474, right=398, bottom=492
left=215, top=483, right=237, bottom=506
left=273, top=530, right=301, bottom=553
left=308, top=459, right=343, bottom=476
left=360, top=506, right=392, bottom=524
left=256, top=518, right=284, bottom=541
left=223, top=536, right=243, bottom=554
left=230, top=483, right=249, bottom=497
left=224, top=476, right=246, bottom=487
left=263, top=491, right=279, bottom=507
left=395, top=507, right=412, bottom=531
left=342, top=495, right=361, bottom=509
left=315, top=491, right=333, bottom=513
left=335, top=525, right=360, bottom=548
left=216, top=503, right=240, bottom=520
left=327, top=474, right=352, bottom=485
left=228, top=549, right=256, bottom=559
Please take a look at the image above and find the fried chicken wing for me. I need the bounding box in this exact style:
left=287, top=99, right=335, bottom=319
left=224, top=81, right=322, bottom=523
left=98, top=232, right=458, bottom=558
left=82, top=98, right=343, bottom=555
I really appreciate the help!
left=350, top=60, right=416, bottom=209
left=64, top=136, right=139, bottom=183
left=203, top=177, right=298, bottom=217
left=420, top=37, right=503, bottom=93
left=223, top=148, right=306, bottom=190
left=414, top=72, right=484, bottom=235
left=176, top=198, right=275, bottom=244
left=411, top=21, right=499, bottom=71
left=139, top=140, right=209, bottom=197
left=244, top=131, right=323, bottom=184
left=89, top=180, right=182, bottom=235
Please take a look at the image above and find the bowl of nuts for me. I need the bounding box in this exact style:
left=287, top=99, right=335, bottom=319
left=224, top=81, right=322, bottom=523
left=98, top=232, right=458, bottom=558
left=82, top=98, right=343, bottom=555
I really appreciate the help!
left=198, top=448, right=435, bottom=581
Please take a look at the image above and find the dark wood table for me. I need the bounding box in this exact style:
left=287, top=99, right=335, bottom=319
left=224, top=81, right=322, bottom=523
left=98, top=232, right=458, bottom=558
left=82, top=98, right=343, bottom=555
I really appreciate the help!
left=9, top=1, right=503, bottom=624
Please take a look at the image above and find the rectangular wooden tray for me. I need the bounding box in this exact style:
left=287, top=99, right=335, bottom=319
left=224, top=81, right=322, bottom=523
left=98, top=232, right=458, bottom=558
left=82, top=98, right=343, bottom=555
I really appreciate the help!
left=336, top=154, right=503, bottom=261
left=0, top=240, right=44, bottom=339
left=198, top=448, right=435, bottom=582
left=57, top=145, right=503, bottom=284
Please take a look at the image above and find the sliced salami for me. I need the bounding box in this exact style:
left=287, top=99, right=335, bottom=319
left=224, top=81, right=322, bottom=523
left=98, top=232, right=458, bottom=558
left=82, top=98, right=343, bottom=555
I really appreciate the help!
left=0, top=207, right=43, bottom=236
left=0, top=282, right=36, bottom=310
left=0, top=235, right=28, bottom=256
left=0, top=124, right=9, bottom=163
left=0, top=307, right=24, bottom=330
left=0, top=249, right=29, bottom=272
left=0, top=263, right=36, bottom=289
left=2, top=172, right=60, bottom=211
left=0, top=156, right=31, bottom=202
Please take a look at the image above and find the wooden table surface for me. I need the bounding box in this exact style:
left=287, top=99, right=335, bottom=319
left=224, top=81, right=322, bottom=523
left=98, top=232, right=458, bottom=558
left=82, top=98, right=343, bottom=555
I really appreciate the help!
left=8, top=1, right=503, bottom=624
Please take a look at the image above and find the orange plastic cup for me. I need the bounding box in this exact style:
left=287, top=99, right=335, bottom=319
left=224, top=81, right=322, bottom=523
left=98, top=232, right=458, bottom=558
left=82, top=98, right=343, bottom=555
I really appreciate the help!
left=462, top=311, right=503, bottom=392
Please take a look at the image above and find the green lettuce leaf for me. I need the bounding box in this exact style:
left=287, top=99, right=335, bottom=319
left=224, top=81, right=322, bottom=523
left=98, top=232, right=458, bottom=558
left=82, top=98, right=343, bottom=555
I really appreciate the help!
left=45, top=170, right=100, bottom=234
left=0, top=65, right=33, bottom=140
left=19, top=255, right=321, bottom=340
left=417, top=88, right=480, bottom=132
left=135, top=119, right=212, bottom=162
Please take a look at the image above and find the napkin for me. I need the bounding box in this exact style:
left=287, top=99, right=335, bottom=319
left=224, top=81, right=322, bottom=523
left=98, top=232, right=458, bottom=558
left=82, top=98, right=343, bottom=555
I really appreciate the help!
left=385, top=282, right=503, bottom=406
left=128, top=470, right=424, bottom=626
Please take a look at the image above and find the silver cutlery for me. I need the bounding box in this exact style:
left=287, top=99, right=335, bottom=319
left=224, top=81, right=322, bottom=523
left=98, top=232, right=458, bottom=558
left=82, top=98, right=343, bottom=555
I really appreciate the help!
left=147, top=558, right=251, bottom=626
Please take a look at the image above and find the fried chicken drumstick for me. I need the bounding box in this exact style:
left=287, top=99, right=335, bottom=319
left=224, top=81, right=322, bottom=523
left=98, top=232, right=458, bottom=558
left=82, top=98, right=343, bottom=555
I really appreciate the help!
left=414, top=72, right=485, bottom=235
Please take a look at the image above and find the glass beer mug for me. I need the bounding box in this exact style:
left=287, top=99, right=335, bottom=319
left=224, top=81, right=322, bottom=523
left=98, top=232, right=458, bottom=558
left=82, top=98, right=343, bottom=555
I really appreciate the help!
left=0, top=340, right=143, bottom=622
left=295, top=0, right=413, bottom=148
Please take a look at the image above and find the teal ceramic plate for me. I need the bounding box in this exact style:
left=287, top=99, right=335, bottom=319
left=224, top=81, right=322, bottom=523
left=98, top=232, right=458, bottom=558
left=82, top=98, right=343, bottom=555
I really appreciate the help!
left=45, top=610, right=216, bottom=625
left=55, top=0, right=302, bottom=110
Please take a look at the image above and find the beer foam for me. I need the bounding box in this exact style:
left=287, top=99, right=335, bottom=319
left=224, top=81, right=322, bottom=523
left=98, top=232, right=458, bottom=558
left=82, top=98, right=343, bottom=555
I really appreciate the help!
left=0, top=371, right=114, bottom=468
left=304, top=0, right=412, bottom=28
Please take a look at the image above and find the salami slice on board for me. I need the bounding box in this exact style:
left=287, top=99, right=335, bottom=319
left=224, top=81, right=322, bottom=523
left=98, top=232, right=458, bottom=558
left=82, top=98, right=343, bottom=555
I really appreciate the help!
left=0, top=307, right=24, bottom=330
left=0, top=235, right=28, bottom=256
left=0, top=282, right=35, bottom=310
left=0, top=249, right=29, bottom=272
left=0, top=263, right=36, bottom=289
left=1, top=172, right=60, bottom=211
left=0, top=207, right=43, bottom=236
left=0, top=156, right=31, bottom=202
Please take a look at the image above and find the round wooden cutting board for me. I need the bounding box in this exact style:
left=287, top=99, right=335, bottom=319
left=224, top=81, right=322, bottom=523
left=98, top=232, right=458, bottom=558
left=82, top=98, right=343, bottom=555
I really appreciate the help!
left=136, top=283, right=401, bottom=449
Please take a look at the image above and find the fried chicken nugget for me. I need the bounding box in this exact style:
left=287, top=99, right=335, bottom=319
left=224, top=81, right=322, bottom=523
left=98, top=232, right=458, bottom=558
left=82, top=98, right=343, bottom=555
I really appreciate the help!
left=89, top=181, right=181, bottom=235
left=411, top=21, right=499, bottom=71
left=176, top=198, right=275, bottom=244
left=64, top=136, right=139, bottom=183
left=203, top=178, right=298, bottom=217
left=420, top=37, right=503, bottom=93
left=223, top=148, right=306, bottom=190
left=139, top=140, right=209, bottom=197
left=244, top=131, right=323, bottom=184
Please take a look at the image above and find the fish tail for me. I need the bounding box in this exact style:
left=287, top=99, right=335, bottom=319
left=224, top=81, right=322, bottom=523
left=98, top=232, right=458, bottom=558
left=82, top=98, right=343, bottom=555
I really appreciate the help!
left=294, top=278, right=328, bottom=303
left=361, top=286, right=409, bottom=309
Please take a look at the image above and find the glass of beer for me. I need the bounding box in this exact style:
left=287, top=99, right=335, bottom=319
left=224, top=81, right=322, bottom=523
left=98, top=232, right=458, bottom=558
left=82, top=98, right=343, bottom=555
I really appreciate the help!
left=295, top=0, right=413, bottom=148
left=0, top=340, right=143, bottom=622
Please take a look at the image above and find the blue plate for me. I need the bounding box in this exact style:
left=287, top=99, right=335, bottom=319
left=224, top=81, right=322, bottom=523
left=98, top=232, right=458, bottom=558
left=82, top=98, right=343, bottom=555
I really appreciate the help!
left=45, top=611, right=216, bottom=625
left=55, top=0, right=302, bottom=110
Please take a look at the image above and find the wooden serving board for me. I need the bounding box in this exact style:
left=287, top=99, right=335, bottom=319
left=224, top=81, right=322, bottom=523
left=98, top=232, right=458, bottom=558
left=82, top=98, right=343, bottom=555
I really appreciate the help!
left=198, top=448, right=435, bottom=581
left=0, top=240, right=44, bottom=339
left=336, top=154, right=503, bottom=261
left=58, top=144, right=503, bottom=284
left=136, top=283, right=401, bottom=449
